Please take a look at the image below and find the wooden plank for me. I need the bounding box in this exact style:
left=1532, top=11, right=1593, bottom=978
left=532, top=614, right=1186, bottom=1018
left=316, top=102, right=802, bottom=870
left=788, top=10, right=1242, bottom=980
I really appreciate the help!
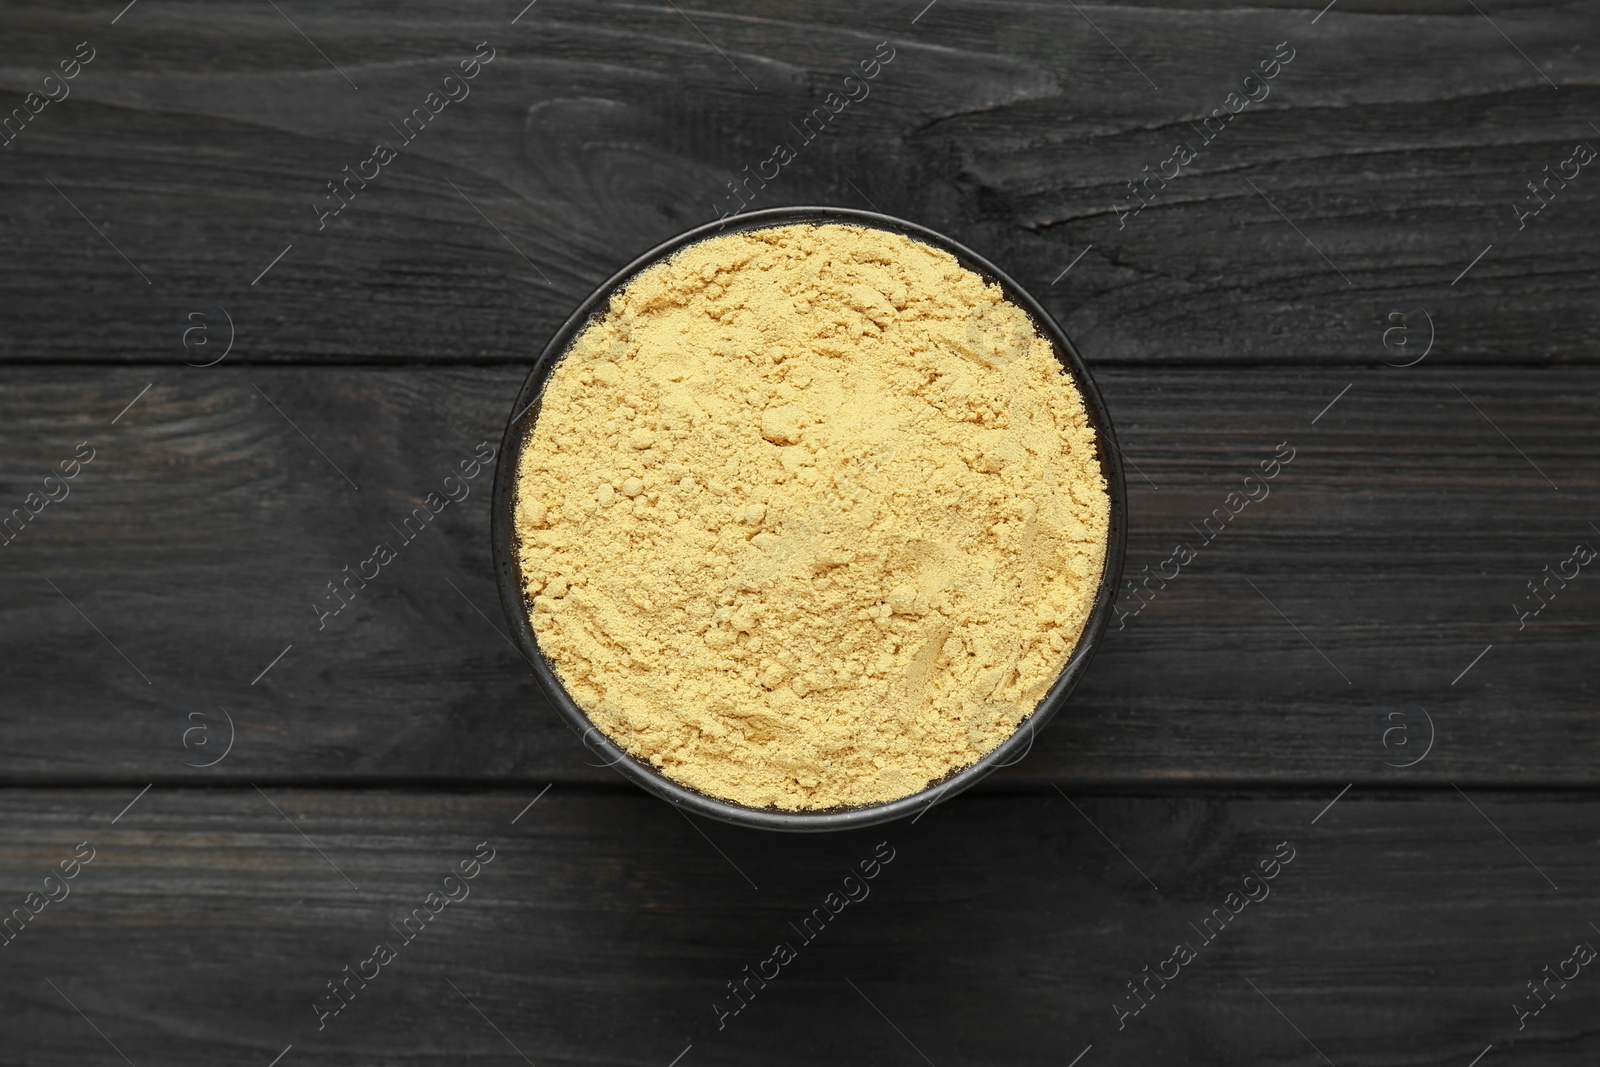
left=0, top=2, right=1597, bottom=364
left=1, top=786, right=1595, bottom=1065
left=1, top=365, right=1595, bottom=785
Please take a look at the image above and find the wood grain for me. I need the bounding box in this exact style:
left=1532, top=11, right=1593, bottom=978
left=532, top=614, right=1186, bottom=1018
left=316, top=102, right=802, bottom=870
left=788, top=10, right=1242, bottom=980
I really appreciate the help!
left=3, top=2, right=1598, bottom=1063
left=2, top=786, right=1595, bottom=1066
left=0, top=1, right=1597, bottom=365
left=1, top=365, right=1594, bottom=786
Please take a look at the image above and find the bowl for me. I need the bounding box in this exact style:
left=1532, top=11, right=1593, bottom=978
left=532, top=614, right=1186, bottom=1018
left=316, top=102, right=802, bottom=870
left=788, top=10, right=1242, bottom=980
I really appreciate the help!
left=491, top=205, right=1127, bottom=831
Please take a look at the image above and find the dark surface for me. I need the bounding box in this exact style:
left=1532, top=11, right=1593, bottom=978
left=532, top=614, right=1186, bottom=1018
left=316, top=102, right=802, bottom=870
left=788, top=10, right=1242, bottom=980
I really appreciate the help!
left=4, top=788, right=1597, bottom=1066
left=1, top=0, right=1597, bottom=1064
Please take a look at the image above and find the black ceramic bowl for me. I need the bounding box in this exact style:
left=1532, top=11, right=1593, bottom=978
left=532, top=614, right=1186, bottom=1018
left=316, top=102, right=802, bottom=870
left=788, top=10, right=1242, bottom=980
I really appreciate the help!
left=491, top=206, right=1126, bottom=832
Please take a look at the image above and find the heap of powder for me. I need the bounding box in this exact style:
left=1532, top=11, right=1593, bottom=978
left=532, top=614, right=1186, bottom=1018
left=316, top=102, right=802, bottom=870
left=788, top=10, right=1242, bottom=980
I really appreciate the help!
left=514, top=223, right=1109, bottom=811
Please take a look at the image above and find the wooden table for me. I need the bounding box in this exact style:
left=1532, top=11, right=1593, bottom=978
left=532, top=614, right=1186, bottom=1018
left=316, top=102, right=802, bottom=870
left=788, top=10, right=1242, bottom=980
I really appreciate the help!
left=3, top=1, right=1597, bottom=1063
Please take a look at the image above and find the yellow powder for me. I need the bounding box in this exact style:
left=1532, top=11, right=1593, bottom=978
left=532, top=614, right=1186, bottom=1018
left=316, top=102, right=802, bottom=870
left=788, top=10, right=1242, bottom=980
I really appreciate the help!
left=514, top=223, right=1109, bottom=811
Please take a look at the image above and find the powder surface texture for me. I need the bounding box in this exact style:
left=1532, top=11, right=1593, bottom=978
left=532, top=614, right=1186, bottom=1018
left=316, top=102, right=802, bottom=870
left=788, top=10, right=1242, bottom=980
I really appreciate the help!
left=514, top=223, right=1109, bottom=811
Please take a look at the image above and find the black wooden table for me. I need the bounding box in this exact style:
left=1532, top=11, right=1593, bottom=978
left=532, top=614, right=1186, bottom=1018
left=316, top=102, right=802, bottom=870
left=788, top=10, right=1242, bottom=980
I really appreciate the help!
left=3, top=1, right=1597, bottom=1064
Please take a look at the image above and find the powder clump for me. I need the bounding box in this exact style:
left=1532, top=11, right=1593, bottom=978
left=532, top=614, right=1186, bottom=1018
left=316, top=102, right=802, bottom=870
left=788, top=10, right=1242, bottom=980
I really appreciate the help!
left=515, top=223, right=1109, bottom=811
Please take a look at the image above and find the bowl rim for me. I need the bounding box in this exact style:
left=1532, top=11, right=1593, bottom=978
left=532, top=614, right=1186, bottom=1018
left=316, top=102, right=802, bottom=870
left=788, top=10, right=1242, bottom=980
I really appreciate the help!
left=490, top=205, right=1127, bottom=832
